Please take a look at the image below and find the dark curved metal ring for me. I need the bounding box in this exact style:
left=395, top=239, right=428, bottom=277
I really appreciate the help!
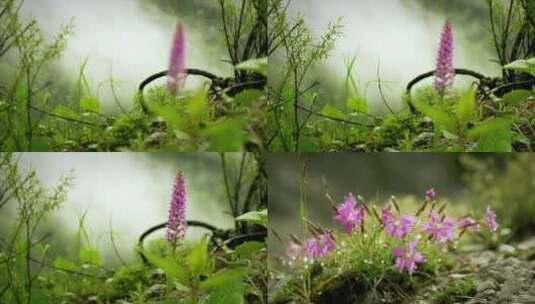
left=406, top=68, right=488, bottom=112
left=138, top=68, right=221, bottom=114
left=138, top=220, right=226, bottom=264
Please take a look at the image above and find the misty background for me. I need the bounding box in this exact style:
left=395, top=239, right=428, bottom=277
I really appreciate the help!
left=267, top=153, right=503, bottom=257
left=1, top=153, right=235, bottom=264
left=17, top=0, right=230, bottom=112
left=278, top=0, right=500, bottom=112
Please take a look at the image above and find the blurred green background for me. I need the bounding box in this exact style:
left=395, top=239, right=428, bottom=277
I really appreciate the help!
left=1, top=0, right=228, bottom=113
left=267, top=153, right=535, bottom=257
left=0, top=153, right=239, bottom=265
left=271, top=0, right=499, bottom=112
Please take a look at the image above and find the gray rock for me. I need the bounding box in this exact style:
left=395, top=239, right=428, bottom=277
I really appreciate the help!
left=144, top=284, right=166, bottom=298
left=476, top=280, right=496, bottom=293
left=487, top=269, right=506, bottom=283
left=518, top=237, right=535, bottom=251
left=479, top=288, right=496, bottom=299
left=499, top=276, right=522, bottom=301
left=144, top=132, right=167, bottom=147
left=411, top=132, right=434, bottom=146
left=498, top=244, right=517, bottom=255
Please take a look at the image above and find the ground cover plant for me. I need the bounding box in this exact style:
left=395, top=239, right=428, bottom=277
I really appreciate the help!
left=0, top=0, right=267, bottom=151
left=267, top=0, right=535, bottom=152
left=0, top=152, right=268, bottom=303
left=269, top=188, right=502, bottom=303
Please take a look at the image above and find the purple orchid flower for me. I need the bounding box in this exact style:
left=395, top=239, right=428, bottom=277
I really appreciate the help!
left=433, top=20, right=455, bottom=92
left=166, top=171, right=188, bottom=244
left=334, top=193, right=367, bottom=233
left=305, top=233, right=336, bottom=258
left=484, top=206, right=498, bottom=232
left=393, top=240, right=426, bottom=274
left=423, top=209, right=455, bottom=242
left=168, top=22, right=187, bottom=92
left=382, top=205, right=417, bottom=238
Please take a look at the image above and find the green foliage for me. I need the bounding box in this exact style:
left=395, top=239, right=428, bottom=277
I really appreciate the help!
left=235, top=58, right=268, bottom=77
left=462, top=154, right=535, bottom=238
left=267, top=1, right=534, bottom=152
left=236, top=209, right=268, bottom=227
left=431, top=276, right=476, bottom=304
left=0, top=153, right=73, bottom=304
left=504, top=57, right=535, bottom=76
left=0, top=152, right=268, bottom=303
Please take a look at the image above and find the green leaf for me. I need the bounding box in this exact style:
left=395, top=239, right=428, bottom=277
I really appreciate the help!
left=235, top=209, right=267, bottom=227
left=199, top=268, right=247, bottom=290
left=321, top=104, right=348, bottom=120
left=54, top=105, right=80, bottom=120
left=203, top=274, right=244, bottom=304
left=187, top=235, right=210, bottom=277
left=80, top=95, right=101, bottom=113
left=233, top=89, right=264, bottom=105
left=235, top=57, right=268, bottom=77
left=187, top=90, right=210, bottom=126
left=141, top=249, right=189, bottom=285
left=53, top=256, right=78, bottom=272
left=79, top=247, right=101, bottom=266
left=455, top=87, right=476, bottom=124
left=468, top=117, right=513, bottom=152
left=234, top=241, right=265, bottom=259
left=347, top=95, right=368, bottom=114
left=504, top=57, right=535, bottom=76
left=501, top=89, right=533, bottom=106
left=201, top=118, right=247, bottom=151
left=413, top=98, right=457, bottom=133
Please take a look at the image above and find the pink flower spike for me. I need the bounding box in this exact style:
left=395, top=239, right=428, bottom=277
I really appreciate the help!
left=458, top=217, right=480, bottom=232
left=484, top=206, right=498, bottom=232
left=393, top=240, right=425, bottom=274
left=425, top=188, right=436, bottom=201
left=423, top=209, right=455, bottom=242
left=166, top=171, right=188, bottom=244
left=433, top=20, right=455, bottom=92
left=168, top=22, right=187, bottom=92
left=334, top=193, right=366, bottom=233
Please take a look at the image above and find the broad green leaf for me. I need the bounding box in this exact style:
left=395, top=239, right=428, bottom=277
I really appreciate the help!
left=53, top=256, right=78, bottom=272
left=501, top=89, right=533, bottom=106
left=233, top=89, right=264, bottom=105
left=203, top=276, right=244, bottom=304
left=187, top=90, right=210, bottom=126
left=79, top=247, right=101, bottom=266
left=468, top=117, right=512, bottom=152
left=299, top=137, right=320, bottom=152
left=235, top=57, right=268, bottom=77
left=187, top=235, right=210, bottom=276
left=413, top=98, right=457, bottom=133
left=504, top=57, right=535, bottom=76
left=321, top=104, right=348, bottom=120
left=201, top=118, right=247, bottom=151
left=234, top=241, right=265, bottom=259
left=199, top=268, right=247, bottom=290
left=141, top=249, right=189, bottom=285
left=455, top=87, right=476, bottom=124
left=236, top=209, right=267, bottom=227
left=347, top=95, right=368, bottom=114
left=80, top=95, right=101, bottom=113
left=54, top=105, right=80, bottom=120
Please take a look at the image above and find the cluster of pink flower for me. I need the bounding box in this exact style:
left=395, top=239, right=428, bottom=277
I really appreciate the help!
left=286, top=188, right=499, bottom=275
